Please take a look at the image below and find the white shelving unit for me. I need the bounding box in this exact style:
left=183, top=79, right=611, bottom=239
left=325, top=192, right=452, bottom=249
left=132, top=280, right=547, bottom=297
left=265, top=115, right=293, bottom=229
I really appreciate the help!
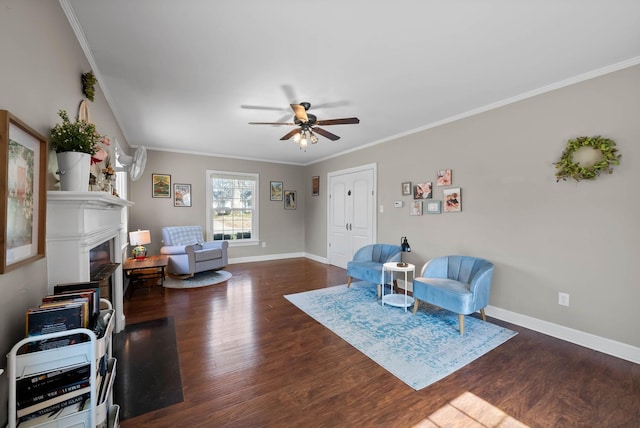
left=6, top=300, right=119, bottom=428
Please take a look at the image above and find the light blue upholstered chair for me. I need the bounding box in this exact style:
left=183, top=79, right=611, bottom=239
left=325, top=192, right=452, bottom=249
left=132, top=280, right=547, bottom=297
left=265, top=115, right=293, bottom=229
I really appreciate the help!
left=412, top=255, right=494, bottom=334
left=346, top=244, right=402, bottom=297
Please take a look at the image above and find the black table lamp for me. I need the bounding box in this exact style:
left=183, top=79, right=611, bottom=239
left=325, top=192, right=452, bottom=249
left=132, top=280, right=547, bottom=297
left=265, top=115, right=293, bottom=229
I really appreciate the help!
left=398, top=237, right=411, bottom=267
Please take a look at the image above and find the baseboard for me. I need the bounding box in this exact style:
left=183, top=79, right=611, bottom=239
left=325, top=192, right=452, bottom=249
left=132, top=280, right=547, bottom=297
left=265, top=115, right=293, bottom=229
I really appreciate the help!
left=486, top=305, right=640, bottom=364
left=227, top=255, right=640, bottom=364
left=228, top=252, right=306, bottom=264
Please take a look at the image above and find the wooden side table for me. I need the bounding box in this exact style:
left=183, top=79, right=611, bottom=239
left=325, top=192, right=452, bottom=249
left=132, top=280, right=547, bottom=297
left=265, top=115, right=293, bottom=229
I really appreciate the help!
left=123, top=255, right=169, bottom=299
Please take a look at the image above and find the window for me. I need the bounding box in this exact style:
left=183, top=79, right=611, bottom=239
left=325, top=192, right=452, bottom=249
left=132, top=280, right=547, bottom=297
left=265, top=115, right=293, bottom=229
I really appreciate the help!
left=206, top=170, right=258, bottom=245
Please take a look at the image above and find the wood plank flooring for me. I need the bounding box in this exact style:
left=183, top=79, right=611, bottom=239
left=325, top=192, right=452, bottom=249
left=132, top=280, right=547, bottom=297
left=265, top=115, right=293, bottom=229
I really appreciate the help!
left=118, top=258, right=640, bottom=427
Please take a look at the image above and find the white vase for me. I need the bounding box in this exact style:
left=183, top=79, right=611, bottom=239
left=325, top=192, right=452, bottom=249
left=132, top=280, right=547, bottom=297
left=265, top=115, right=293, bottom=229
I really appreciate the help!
left=56, top=152, right=91, bottom=191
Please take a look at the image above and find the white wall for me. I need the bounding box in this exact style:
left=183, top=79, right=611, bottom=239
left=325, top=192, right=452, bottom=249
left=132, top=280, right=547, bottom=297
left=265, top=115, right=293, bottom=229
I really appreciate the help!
left=306, top=65, right=640, bottom=350
left=0, top=1, right=129, bottom=424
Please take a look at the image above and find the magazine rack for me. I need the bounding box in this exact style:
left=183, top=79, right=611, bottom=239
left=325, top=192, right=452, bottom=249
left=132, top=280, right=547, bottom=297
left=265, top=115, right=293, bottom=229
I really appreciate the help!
left=6, top=299, right=118, bottom=428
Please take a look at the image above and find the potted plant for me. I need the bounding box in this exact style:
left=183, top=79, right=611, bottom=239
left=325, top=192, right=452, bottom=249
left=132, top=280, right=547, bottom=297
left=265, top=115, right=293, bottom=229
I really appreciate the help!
left=50, top=109, right=104, bottom=191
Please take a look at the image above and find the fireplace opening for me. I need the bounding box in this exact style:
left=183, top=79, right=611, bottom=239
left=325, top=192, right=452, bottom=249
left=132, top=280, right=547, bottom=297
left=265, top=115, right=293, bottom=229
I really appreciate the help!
left=89, top=239, right=120, bottom=302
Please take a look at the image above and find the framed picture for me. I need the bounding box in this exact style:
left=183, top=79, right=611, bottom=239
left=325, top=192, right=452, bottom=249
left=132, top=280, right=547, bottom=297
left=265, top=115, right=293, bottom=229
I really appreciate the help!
left=174, top=183, right=191, bottom=207
left=0, top=111, right=47, bottom=273
left=410, top=200, right=423, bottom=216
left=401, top=181, right=412, bottom=195
left=270, top=181, right=283, bottom=201
left=284, top=190, right=296, bottom=210
left=425, top=200, right=442, bottom=214
left=152, top=174, right=171, bottom=198
left=443, top=188, right=462, bottom=212
left=312, top=176, right=319, bottom=196
left=413, top=182, right=432, bottom=199
left=436, top=169, right=452, bottom=186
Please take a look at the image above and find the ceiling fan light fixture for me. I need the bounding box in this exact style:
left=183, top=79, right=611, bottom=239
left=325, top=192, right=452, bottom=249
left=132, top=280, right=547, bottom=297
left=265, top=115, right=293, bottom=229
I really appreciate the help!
left=310, top=132, right=318, bottom=144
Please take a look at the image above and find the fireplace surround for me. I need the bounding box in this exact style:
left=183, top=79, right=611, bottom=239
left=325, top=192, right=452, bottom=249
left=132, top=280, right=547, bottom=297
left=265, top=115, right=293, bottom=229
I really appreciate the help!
left=46, top=191, right=133, bottom=333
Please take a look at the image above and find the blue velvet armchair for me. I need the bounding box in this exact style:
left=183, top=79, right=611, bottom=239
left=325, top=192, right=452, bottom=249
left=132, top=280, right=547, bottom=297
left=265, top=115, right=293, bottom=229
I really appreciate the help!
left=412, top=255, right=494, bottom=334
left=346, top=244, right=402, bottom=297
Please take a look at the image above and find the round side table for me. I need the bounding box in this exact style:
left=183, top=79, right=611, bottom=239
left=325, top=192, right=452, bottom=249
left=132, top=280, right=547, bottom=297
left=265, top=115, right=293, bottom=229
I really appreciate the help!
left=381, top=262, right=415, bottom=311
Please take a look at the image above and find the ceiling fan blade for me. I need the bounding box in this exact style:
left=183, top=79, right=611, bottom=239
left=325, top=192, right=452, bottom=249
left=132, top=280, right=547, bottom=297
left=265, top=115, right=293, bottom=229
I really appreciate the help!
left=312, top=127, right=341, bottom=141
left=280, top=128, right=302, bottom=141
left=290, top=104, right=309, bottom=123
left=249, top=121, right=295, bottom=125
left=241, top=104, right=289, bottom=112
left=316, top=117, right=360, bottom=126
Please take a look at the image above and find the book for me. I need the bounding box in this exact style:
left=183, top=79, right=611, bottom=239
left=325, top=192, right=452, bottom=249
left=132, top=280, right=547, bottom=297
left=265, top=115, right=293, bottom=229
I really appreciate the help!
left=17, top=390, right=90, bottom=420
left=25, top=303, right=86, bottom=351
left=41, top=293, right=92, bottom=328
left=16, top=377, right=90, bottom=409
left=52, top=286, right=101, bottom=326
left=16, top=365, right=90, bottom=397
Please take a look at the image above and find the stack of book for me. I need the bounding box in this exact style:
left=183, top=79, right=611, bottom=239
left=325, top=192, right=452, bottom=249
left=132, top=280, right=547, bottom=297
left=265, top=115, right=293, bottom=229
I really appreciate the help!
left=25, top=284, right=102, bottom=352
left=15, top=365, right=92, bottom=427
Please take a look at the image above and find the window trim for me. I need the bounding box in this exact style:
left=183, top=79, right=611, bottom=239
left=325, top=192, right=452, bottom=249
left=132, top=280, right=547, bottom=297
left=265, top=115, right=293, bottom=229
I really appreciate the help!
left=205, top=169, right=259, bottom=246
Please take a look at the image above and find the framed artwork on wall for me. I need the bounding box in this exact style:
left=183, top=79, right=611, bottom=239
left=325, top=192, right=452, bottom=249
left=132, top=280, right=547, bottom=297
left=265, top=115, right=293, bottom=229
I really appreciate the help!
left=0, top=110, right=47, bottom=273
left=174, top=183, right=191, bottom=207
left=152, top=174, right=171, bottom=198
left=413, top=182, right=432, bottom=199
left=401, top=181, right=412, bottom=195
left=425, top=200, right=441, bottom=214
left=284, top=190, right=296, bottom=209
left=270, top=181, right=283, bottom=201
left=410, top=200, right=423, bottom=216
left=312, top=176, right=319, bottom=196
left=443, top=187, right=461, bottom=212
left=436, top=169, right=452, bottom=186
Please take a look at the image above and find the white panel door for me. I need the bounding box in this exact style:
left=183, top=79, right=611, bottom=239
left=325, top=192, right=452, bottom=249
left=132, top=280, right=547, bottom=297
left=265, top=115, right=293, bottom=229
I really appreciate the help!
left=327, top=165, right=376, bottom=269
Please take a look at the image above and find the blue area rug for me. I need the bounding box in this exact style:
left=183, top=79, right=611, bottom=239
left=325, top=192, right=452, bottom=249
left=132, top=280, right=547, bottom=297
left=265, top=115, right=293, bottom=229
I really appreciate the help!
left=285, top=282, right=517, bottom=390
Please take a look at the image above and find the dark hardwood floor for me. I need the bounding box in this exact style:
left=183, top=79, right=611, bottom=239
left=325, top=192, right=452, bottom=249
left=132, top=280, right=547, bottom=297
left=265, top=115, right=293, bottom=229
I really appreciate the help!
left=118, top=258, right=640, bottom=427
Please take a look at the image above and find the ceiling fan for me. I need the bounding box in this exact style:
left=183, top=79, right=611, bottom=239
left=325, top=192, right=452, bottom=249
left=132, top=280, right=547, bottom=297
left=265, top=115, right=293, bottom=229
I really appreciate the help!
left=249, top=102, right=359, bottom=149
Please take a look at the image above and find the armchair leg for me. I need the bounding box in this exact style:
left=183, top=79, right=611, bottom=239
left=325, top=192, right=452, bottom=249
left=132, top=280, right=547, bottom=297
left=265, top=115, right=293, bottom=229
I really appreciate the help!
left=412, top=298, right=420, bottom=314
left=347, top=277, right=353, bottom=288
left=459, top=314, right=465, bottom=335
left=377, top=284, right=381, bottom=298
left=480, top=308, right=486, bottom=321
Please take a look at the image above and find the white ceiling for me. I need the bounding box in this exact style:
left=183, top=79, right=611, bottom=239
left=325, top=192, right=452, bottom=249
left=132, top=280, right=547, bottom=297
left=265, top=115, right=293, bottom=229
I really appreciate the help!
left=63, top=0, right=640, bottom=165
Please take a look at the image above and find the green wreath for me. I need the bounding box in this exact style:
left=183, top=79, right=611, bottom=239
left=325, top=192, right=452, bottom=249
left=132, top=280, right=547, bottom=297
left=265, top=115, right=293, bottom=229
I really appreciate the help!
left=554, top=136, right=621, bottom=182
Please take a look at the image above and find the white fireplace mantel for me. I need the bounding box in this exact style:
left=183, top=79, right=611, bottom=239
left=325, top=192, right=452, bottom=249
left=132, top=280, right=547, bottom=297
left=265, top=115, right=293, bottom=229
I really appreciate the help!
left=46, top=191, right=133, bottom=333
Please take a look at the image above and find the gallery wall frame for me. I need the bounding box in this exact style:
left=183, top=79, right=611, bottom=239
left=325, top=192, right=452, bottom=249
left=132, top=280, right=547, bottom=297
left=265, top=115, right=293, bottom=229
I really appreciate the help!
left=425, top=200, right=442, bottom=214
left=152, top=173, right=171, bottom=198
left=443, top=187, right=462, bottom=212
left=410, top=200, right=423, bottom=216
left=401, top=181, right=412, bottom=195
left=0, top=110, right=47, bottom=274
left=436, top=169, right=452, bottom=186
left=284, top=190, right=296, bottom=210
left=312, top=176, right=319, bottom=196
left=174, top=183, right=191, bottom=207
left=270, top=181, right=283, bottom=201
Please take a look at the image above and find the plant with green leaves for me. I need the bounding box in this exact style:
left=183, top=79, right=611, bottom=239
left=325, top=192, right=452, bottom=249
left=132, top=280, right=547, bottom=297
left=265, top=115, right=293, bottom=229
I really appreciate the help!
left=50, top=109, right=104, bottom=155
left=81, top=71, right=97, bottom=101
left=553, top=136, right=621, bottom=182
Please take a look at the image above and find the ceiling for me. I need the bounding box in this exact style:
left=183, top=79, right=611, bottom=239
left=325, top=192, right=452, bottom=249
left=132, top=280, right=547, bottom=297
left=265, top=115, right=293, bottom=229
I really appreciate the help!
left=63, top=0, right=640, bottom=166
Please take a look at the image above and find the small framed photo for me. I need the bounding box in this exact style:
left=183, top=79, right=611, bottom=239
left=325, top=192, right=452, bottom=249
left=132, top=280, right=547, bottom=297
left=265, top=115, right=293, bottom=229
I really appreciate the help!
left=174, top=183, right=191, bottom=207
left=436, top=169, right=452, bottom=186
left=401, top=181, right=412, bottom=195
left=312, top=176, right=319, bottom=196
left=443, top=188, right=461, bottom=212
left=284, top=190, right=296, bottom=209
left=425, top=200, right=441, bottom=214
left=413, top=182, right=432, bottom=199
left=410, top=200, right=423, bottom=216
left=270, top=181, right=283, bottom=201
left=152, top=173, right=171, bottom=198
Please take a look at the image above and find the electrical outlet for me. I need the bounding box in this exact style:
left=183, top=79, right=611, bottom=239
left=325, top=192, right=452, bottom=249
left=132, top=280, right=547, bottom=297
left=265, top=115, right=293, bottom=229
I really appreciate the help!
left=558, top=292, right=570, bottom=306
